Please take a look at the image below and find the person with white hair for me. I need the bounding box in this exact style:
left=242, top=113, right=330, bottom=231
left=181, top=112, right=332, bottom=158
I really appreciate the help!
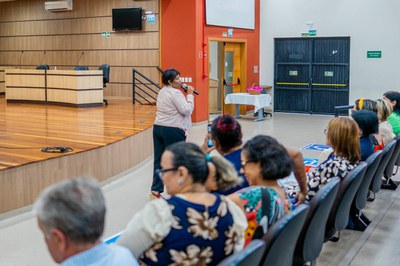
left=35, top=177, right=138, bottom=266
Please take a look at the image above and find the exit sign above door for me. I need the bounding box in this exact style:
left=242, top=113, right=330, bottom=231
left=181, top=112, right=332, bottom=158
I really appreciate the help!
left=367, top=51, right=382, bottom=58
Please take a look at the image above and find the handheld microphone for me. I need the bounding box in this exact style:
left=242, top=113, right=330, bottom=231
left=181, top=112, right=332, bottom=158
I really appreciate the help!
left=181, top=83, right=199, bottom=95
left=76, top=52, right=85, bottom=66
left=18, top=50, right=24, bottom=68
left=40, top=51, right=46, bottom=65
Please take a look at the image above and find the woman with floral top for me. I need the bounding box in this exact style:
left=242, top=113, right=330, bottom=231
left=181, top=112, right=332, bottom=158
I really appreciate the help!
left=306, top=117, right=360, bottom=200
left=228, top=135, right=292, bottom=245
left=118, top=142, right=247, bottom=266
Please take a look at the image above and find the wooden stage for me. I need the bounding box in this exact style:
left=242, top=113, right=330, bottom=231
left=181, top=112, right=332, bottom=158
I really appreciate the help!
left=0, top=97, right=156, bottom=214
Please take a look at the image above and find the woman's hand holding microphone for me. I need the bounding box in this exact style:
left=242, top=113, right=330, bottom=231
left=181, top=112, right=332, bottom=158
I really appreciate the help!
left=181, top=84, right=199, bottom=95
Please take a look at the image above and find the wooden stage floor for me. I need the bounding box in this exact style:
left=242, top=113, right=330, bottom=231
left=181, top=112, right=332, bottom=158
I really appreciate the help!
left=0, top=97, right=156, bottom=213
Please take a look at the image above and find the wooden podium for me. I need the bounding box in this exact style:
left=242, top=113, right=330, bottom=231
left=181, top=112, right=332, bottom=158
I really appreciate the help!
left=5, top=69, right=103, bottom=107
left=0, top=67, right=15, bottom=95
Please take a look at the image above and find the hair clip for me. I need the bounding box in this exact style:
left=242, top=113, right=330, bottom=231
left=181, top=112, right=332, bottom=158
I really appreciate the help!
left=359, top=98, right=364, bottom=110
left=217, top=116, right=237, bottom=132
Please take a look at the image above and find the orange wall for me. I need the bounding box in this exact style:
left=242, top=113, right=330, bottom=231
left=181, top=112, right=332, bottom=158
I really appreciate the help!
left=161, top=0, right=260, bottom=122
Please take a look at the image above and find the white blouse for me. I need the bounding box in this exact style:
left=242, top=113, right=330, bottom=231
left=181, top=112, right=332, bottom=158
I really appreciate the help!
left=154, top=86, right=194, bottom=130
left=379, top=121, right=395, bottom=145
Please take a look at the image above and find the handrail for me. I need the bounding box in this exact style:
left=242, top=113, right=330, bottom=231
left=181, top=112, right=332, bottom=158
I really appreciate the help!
left=334, top=105, right=354, bottom=117
left=132, top=68, right=162, bottom=105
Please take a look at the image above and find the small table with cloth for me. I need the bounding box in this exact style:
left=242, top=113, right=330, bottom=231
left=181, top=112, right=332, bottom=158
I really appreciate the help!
left=224, top=93, right=272, bottom=121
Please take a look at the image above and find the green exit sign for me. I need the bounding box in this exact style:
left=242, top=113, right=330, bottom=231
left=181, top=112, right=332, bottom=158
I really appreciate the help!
left=308, top=29, right=317, bottom=36
left=367, top=51, right=381, bottom=58
left=101, top=32, right=111, bottom=38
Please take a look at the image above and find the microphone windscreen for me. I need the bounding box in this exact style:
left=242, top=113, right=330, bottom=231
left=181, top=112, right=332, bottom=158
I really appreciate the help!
left=181, top=83, right=188, bottom=92
left=180, top=83, right=199, bottom=95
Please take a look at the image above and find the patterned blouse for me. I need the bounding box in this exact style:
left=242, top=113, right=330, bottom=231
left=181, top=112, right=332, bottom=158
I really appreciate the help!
left=117, top=194, right=247, bottom=266
left=307, top=152, right=358, bottom=200
left=237, top=186, right=287, bottom=245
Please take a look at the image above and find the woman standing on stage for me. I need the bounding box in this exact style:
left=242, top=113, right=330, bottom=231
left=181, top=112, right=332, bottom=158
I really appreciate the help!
left=151, top=68, right=195, bottom=199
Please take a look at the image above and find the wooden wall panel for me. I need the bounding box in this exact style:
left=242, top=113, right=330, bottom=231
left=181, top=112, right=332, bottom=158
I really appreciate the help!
left=0, top=33, right=159, bottom=50
left=0, top=0, right=161, bottom=97
left=105, top=83, right=159, bottom=98
left=0, top=50, right=159, bottom=67
left=112, top=66, right=161, bottom=83
left=0, top=0, right=159, bottom=22
left=0, top=16, right=159, bottom=36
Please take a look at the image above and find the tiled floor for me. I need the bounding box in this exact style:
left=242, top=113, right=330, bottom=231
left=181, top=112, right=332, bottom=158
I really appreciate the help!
left=0, top=113, right=398, bottom=266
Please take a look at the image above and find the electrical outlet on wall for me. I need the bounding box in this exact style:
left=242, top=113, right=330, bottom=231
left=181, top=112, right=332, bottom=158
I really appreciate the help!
left=253, top=65, right=258, bottom=73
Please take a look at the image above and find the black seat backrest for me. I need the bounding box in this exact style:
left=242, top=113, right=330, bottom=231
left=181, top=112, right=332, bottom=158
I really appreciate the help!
left=74, top=65, right=89, bottom=71
left=327, top=162, right=367, bottom=234
left=355, top=150, right=383, bottom=210
left=260, top=204, right=309, bottom=266
left=294, top=177, right=340, bottom=265
left=384, top=137, right=400, bottom=179
left=370, top=140, right=396, bottom=193
left=36, top=64, right=49, bottom=70
left=98, top=64, right=110, bottom=85
left=395, top=136, right=400, bottom=167
left=217, top=239, right=265, bottom=266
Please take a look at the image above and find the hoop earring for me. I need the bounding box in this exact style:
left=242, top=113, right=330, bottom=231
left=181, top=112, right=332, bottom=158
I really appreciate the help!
left=177, top=178, right=184, bottom=185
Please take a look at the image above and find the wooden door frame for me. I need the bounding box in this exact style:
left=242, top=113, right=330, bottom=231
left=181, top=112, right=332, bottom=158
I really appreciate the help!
left=208, top=38, right=247, bottom=116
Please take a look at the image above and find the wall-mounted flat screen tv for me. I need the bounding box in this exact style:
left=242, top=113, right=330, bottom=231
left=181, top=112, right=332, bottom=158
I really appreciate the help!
left=112, top=8, right=142, bottom=31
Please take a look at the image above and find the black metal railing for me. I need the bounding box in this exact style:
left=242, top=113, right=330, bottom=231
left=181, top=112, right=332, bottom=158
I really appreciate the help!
left=132, top=68, right=162, bottom=105
left=334, top=105, right=354, bottom=117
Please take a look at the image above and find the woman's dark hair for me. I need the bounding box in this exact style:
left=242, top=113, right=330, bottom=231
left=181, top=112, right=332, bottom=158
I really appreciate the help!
left=162, top=68, right=180, bottom=86
left=211, top=115, right=242, bottom=153
left=383, top=91, right=400, bottom=114
left=242, top=135, right=293, bottom=180
left=166, top=142, right=208, bottom=184
left=352, top=110, right=379, bottom=136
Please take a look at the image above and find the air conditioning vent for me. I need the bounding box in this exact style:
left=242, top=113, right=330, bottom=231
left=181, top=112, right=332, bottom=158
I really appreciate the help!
left=44, top=0, right=73, bottom=12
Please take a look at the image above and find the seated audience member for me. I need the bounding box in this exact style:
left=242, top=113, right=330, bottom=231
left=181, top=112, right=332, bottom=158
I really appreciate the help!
left=383, top=91, right=400, bottom=135
left=353, top=98, right=377, bottom=112
left=118, top=142, right=247, bottom=266
left=205, top=115, right=307, bottom=204
left=202, top=115, right=249, bottom=194
left=376, top=98, right=395, bottom=145
left=205, top=155, right=243, bottom=193
left=34, top=177, right=137, bottom=266
left=307, top=117, right=360, bottom=200
left=352, top=110, right=383, bottom=158
left=228, top=135, right=291, bottom=245
left=353, top=98, right=385, bottom=150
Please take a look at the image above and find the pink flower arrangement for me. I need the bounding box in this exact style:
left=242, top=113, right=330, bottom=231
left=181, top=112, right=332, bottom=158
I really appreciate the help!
left=247, top=84, right=263, bottom=94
